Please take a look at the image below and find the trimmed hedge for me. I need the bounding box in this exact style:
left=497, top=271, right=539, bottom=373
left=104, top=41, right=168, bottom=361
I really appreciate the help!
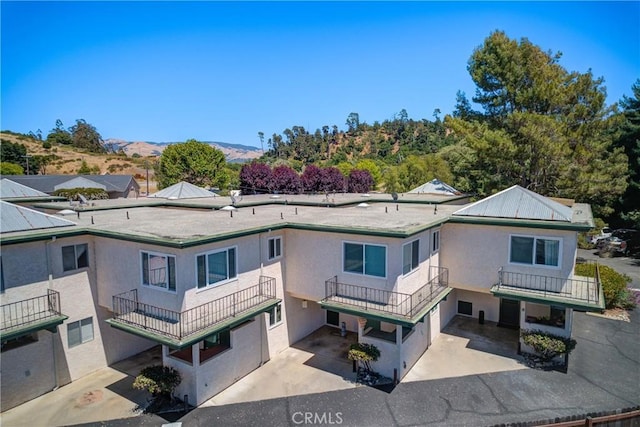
left=53, top=187, right=108, bottom=201
left=521, top=330, right=576, bottom=361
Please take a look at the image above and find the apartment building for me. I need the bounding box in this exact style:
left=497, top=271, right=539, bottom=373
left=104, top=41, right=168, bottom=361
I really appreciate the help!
left=0, top=185, right=601, bottom=410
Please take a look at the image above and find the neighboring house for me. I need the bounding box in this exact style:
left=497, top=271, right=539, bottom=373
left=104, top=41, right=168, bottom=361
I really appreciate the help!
left=0, top=178, right=65, bottom=205
left=1, top=175, right=140, bottom=199
left=0, top=185, right=600, bottom=411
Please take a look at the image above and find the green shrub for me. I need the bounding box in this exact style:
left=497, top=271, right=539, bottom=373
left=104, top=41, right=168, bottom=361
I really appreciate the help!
left=348, top=343, right=380, bottom=372
left=575, top=263, right=633, bottom=309
left=53, top=187, right=109, bottom=201
left=132, top=365, right=181, bottom=397
left=521, top=330, right=576, bottom=361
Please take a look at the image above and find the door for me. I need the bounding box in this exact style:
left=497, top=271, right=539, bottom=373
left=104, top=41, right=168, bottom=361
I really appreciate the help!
left=498, top=298, right=520, bottom=329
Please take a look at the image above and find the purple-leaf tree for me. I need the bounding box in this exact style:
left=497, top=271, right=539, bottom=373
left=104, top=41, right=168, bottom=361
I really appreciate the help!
left=301, top=164, right=323, bottom=193
left=271, top=165, right=302, bottom=194
left=319, top=167, right=346, bottom=193
left=239, top=162, right=273, bottom=194
left=347, top=169, right=374, bottom=193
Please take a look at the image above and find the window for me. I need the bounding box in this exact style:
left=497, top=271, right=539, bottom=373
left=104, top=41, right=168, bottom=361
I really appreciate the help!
left=141, top=251, right=176, bottom=292
left=197, top=247, right=237, bottom=288
left=403, top=240, right=420, bottom=275
left=268, top=303, right=282, bottom=327
left=268, top=237, right=282, bottom=260
left=68, top=317, right=94, bottom=348
left=343, top=242, right=386, bottom=278
left=62, top=244, right=88, bottom=271
left=432, top=230, right=440, bottom=253
left=510, top=235, right=561, bottom=267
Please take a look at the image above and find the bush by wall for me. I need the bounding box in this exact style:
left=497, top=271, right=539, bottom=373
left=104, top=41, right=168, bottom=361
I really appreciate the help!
left=521, top=330, right=576, bottom=362
left=53, top=187, right=109, bottom=201
left=575, top=263, right=634, bottom=309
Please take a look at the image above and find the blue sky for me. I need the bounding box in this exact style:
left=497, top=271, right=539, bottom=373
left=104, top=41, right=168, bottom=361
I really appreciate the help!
left=2, top=2, right=638, bottom=148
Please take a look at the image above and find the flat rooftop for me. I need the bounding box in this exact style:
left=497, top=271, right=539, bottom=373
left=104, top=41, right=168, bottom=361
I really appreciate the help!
left=1, top=192, right=592, bottom=246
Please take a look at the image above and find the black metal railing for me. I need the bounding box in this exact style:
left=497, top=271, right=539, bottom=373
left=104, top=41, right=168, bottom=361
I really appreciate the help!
left=324, top=266, right=448, bottom=318
left=111, top=276, right=276, bottom=341
left=1, top=289, right=63, bottom=332
left=497, top=263, right=600, bottom=304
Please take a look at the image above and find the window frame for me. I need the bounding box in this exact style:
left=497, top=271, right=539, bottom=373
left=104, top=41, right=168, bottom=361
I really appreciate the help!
left=196, top=246, right=238, bottom=289
left=67, top=317, right=94, bottom=348
left=431, top=229, right=440, bottom=254
left=62, top=243, right=89, bottom=272
left=268, top=302, right=283, bottom=328
left=402, top=239, right=420, bottom=275
left=508, top=234, right=562, bottom=269
left=267, top=236, right=282, bottom=261
left=140, top=250, right=177, bottom=293
left=342, top=241, right=387, bottom=279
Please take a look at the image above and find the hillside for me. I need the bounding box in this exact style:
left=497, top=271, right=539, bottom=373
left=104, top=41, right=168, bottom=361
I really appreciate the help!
left=1, top=132, right=265, bottom=193
left=104, top=138, right=263, bottom=163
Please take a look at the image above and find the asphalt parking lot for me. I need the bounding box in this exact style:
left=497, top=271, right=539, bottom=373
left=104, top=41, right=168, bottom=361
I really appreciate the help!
left=577, top=248, right=640, bottom=288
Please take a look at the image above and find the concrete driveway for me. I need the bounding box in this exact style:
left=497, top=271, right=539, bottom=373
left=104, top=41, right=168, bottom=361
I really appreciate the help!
left=0, top=346, right=164, bottom=427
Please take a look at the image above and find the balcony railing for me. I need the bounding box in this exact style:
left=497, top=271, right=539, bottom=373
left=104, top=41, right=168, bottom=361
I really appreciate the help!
left=496, top=263, right=600, bottom=305
left=111, top=276, right=277, bottom=341
left=323, top=266, right=449, bottom=320
left=1, top=289, right=64, bottom=334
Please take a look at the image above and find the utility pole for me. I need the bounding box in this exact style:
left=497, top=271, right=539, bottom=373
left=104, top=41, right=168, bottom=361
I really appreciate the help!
left=144, top=160, right=149, bottom=195
left=22, top=154, right=32, bottom=175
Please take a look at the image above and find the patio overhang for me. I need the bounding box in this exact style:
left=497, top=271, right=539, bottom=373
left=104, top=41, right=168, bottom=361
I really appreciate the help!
left=320, top=287, right=453, bottom=328
left=492, top=266, right=605, bottom=312
left=490, top=285, right=604, bottom=312
left=1, top=314, right=68, bottom=342
left=106, top=298, right=280, bottom=350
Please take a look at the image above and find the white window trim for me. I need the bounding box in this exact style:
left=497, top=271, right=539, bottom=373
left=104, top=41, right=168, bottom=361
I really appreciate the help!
left=342, top=241, right=387, bottom=279
left=267, top=236, right=283, bottom=261
left=62, top=243, right=89, bottom=272
left=140, top=250, right=177, bottom=293
left=431, top=229, right=440, bottom=254
left=508, top=234, right=563, bottom=270
left=67, top=317, right=94, bottom=348
left=195, top=246, right=239, bottom=291
left=402, top=239, right=420, bottom=276
left=268, top=302, right=283, bottom=329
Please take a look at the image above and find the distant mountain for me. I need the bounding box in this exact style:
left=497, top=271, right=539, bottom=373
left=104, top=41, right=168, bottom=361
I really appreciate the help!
left=104, top=139, right=263, bottom=163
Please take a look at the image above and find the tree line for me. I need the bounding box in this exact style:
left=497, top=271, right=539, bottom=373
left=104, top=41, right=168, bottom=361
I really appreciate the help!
left=256, top=31, right=638, bottom=229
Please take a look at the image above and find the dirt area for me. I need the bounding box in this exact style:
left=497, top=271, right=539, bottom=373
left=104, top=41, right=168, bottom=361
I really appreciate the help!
left=594, top=308, right=631, bottom=322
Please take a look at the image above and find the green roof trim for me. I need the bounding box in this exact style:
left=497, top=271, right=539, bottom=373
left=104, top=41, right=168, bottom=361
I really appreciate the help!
left=448, top=215, right=592, bottom=232
left=105, top=298, right=280, bottom=350
left=0, top=314, right=68, bottom=341
left=319, top=287, right=452, bottom=327
left=490, top=285, right=604, bottom=312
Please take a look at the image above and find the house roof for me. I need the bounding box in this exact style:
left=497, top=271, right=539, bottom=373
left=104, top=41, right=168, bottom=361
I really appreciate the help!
left=0, top=175, right=138, bottom=194
left=53, top=176, right=107, bottom=191
left=0, top=200, right=76, bottom=233
left=0, top=178, right=50, bottom=199
left=452, top=185, right=573, bottom=222
left=148, top=181, right=218, bottom=199
left=408, top=179, right=460, bottom=195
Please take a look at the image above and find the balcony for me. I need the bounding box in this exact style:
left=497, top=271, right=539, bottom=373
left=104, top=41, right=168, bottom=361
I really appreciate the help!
left=106, top=276, right=280, bottom=349
left=320, top=266, right=452, bottom=326
left=1, top=290, right=68, bottom=341
left=491, top=263, right=604, bottom=311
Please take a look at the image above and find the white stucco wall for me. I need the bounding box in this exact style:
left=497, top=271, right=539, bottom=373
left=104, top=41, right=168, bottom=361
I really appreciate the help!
left=0, top=238, right=110, bottom=409
left=166, top=317, right=264, bottom=406
left=441, top=223, right=577, bottom=291
left=454, top=289, right=500, bottom=322
left=399, top=316, right=430, bottom=379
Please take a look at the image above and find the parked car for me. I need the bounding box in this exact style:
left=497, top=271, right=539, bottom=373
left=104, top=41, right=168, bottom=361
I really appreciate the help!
left=597, top=229, right=639, bottom=257
left=589, top=227, right=612, bottom=244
